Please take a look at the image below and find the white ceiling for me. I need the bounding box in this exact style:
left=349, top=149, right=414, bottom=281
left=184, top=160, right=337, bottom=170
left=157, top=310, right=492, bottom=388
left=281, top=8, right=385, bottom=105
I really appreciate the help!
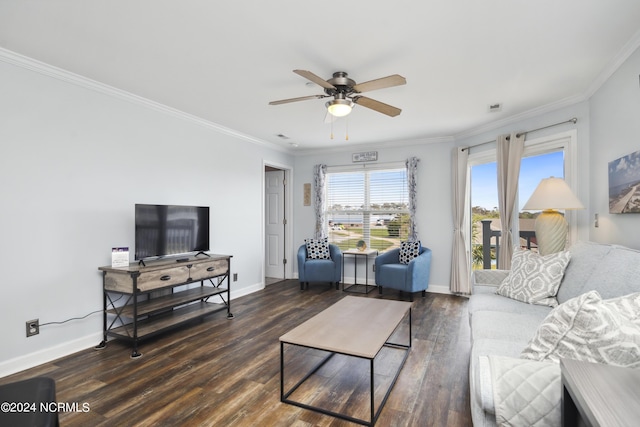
left=2, top=1, right=640, bottom=152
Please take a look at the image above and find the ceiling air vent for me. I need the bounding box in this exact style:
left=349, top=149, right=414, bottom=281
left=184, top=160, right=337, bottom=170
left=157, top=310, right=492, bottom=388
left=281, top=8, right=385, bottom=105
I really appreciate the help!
left=488, top=103, right=502, bottom=112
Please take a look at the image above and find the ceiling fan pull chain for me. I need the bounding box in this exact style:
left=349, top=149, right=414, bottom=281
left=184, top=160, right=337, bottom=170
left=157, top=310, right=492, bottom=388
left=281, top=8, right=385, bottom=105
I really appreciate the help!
left=345, top=117, right=349, bottom=141
left=330, top=119, right=334, bottom=140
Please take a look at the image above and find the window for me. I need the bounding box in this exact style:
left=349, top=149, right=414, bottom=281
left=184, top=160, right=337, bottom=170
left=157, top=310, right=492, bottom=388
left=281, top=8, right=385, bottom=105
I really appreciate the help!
left=468, top=131, right=577, bottom=269
left=325, top=164, right=409, bottom=253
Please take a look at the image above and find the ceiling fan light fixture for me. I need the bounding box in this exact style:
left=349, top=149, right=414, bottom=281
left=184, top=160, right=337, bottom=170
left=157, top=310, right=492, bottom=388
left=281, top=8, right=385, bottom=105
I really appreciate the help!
left=326, top=99, right=353, bottom=117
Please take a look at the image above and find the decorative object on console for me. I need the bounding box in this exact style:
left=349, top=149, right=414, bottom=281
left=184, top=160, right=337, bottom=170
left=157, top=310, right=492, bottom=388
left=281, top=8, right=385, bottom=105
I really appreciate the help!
left=111, top=247, right=129, bottom=268
left=356, top=239, right=367, bottom=251
left=522, top=177, right=584, bottom=255
left=608, top=149, right=640, bottom=213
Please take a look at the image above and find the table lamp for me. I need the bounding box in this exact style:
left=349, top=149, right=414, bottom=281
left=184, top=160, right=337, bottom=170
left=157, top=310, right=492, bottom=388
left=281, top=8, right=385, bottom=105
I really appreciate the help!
left=522, top=177, right=584, bottom=255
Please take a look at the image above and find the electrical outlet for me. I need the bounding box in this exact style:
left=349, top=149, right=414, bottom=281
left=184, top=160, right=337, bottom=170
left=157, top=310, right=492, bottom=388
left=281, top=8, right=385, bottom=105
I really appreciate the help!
left=26, top=319, right=39, bottom=337
left=233, top=273, right=238, bottom=282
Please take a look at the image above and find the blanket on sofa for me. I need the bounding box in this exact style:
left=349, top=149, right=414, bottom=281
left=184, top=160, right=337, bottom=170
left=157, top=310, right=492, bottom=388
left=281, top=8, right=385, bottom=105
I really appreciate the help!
left=489, top=356, right=561, bottom=427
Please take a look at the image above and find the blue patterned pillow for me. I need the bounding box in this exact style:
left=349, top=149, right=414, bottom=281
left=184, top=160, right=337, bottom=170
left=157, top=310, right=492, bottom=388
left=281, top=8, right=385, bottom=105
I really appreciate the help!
left=305, top=238, right=331, bottom=260
left=399, top=241, right=421, bottom=264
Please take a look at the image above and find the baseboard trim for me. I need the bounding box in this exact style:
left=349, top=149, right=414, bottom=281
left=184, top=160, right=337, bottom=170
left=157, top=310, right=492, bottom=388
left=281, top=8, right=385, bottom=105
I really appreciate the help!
left=0, top=333, right=103, bottom=378
left=425, top=284, right=452, bottom=295
left=233, top=282, right=264, bottom=299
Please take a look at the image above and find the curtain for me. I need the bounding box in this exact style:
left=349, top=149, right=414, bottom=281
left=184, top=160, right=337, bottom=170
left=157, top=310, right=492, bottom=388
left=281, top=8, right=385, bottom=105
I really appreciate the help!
left=496, top=132, right=525, bottom=269
left=313, top=164, right=327, bottom=239
left=406, top=157, right=419, bottom=241
left=450, top=147, right=471, bottom=294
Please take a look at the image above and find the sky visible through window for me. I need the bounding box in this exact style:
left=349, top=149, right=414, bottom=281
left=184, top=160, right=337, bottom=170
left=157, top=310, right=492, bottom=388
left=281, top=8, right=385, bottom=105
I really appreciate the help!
left=471, top=151, right=564, bottom=210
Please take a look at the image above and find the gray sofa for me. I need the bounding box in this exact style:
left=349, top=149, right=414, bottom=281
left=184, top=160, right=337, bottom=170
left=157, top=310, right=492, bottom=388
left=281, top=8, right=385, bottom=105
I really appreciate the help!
left=468, top=241, right=640, bottom=426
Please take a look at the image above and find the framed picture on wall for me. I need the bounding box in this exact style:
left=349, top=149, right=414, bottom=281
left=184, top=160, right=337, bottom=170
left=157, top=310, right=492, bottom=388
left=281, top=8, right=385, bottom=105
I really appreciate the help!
left=608, top=149, right=640, bottom=213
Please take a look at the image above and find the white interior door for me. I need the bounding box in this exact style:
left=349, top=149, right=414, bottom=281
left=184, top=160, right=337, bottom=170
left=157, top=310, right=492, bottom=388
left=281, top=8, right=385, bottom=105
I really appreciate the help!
left=265, top=170, right=285, bottom=279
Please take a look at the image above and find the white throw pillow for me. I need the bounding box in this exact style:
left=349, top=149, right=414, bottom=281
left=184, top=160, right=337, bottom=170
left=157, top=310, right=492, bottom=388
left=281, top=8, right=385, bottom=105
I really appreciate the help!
left=495, top=248, right=571, bottom=307
left=604, top=292, right=640, bottom=327
left=520, top=290, right=640, bottom=368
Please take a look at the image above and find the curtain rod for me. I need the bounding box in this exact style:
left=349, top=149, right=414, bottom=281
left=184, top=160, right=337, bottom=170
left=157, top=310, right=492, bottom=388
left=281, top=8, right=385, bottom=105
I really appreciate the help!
left=461, top=117, right=578, bottom=152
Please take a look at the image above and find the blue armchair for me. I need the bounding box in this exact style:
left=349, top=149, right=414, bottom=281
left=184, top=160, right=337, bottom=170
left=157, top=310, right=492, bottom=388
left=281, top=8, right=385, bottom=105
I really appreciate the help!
left=375, top=246, right=432, bottom=301
left=297, top=243, right=343, bottom=290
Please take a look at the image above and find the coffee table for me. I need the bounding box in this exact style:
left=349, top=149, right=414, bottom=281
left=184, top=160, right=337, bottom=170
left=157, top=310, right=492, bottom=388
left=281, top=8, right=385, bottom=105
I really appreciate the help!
left=279, top=296, right=412, bottom=426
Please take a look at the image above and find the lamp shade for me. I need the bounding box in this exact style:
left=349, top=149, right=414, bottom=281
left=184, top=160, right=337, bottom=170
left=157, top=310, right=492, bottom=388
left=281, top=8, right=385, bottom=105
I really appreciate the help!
left=523, top=177, right=584, bottom=210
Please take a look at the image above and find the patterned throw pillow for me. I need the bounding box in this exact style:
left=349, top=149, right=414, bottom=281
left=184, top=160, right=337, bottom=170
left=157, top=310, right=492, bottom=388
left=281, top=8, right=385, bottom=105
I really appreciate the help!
left=304, top=238, right=331, bottom=260
left=604, top=292, right=640, bottom=327
left=399, top=241, right=421, bottom=264
left=520, top=291, right=640, bottom=368
left=495, top=248, right=571, bottom=307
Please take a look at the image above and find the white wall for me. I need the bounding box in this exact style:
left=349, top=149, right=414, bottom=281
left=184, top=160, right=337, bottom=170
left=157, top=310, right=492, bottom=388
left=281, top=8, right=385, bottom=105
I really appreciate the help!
left=293, top=140, right=454, bottom=293
left=589, top=46, right=640, bottom=248
left=0, top=57, right=293, bottom=375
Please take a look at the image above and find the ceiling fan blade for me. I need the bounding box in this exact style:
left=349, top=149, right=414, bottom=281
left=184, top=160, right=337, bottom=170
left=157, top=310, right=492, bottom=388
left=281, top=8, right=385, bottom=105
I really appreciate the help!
left=293, top=69, right=336, bottom=90
left=353, top=96, right=402, bottom=117
left=352, top=74, right=406, bottom=93
left=269, top=94, right=326, bottom=105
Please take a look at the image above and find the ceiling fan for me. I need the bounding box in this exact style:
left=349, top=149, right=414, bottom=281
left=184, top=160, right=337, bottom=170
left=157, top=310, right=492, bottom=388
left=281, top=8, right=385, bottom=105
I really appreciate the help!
left=269, top=70, right=406, bottom=118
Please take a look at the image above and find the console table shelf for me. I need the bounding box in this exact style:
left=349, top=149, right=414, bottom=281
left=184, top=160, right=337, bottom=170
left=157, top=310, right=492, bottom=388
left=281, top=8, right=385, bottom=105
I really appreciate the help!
left=98, top=253, right=233, bottom=358
left=110, top=286, right=228, bottom=318
left=109, top=301, right=227, bottom=339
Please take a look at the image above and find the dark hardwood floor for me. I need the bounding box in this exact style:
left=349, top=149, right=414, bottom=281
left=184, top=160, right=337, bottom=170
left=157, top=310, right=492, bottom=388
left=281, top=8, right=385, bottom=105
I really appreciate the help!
left=0, top=281, right=472, bottom=426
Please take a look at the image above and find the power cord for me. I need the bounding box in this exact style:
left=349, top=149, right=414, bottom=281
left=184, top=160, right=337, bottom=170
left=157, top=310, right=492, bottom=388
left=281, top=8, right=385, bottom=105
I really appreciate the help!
left=39, top=294, right=123, bottom=327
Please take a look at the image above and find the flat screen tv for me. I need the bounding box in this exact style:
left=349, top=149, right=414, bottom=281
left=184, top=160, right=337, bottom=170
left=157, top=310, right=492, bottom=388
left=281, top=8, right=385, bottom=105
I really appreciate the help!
left=135, top=204, right=210, bottom=260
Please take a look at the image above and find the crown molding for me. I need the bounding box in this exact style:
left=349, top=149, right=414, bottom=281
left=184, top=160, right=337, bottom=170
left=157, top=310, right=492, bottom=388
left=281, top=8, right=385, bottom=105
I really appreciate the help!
left=452, top=93, right=586, bottom=141
left=584, top=28, right=640, bottom=99
left=453, top=30, right=640, bottom=142
left=291, top=135, right=454, bottom=156
left=0, top=47, right=288, bottom=153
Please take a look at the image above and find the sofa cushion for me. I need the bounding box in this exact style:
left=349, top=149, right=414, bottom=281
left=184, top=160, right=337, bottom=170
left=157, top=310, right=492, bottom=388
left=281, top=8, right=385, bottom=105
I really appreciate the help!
left=472, top=311, right=548, bottom=344
left=468, top=287, right=552, bottom=320
left=304, top=238, right=330, bottom=259
left=583, top=245, right=640, bottom=300
left=399, top=240, right=420, bottom=264
left=521, top=290, right=640, bottom=368
left=557, top=242, right=640, bottom=303
left=495, top=248, right=571, bottom=307
left=556, top=241, right=611, bottom=303
left=377, top=263, right=408, bottom=286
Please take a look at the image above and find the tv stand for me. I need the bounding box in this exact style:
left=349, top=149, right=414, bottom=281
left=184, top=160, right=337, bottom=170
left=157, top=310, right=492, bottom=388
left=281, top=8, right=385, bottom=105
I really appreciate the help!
left=194, top=251, right=211, bottom=258
left=98, top=254, right=233, bottom=358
